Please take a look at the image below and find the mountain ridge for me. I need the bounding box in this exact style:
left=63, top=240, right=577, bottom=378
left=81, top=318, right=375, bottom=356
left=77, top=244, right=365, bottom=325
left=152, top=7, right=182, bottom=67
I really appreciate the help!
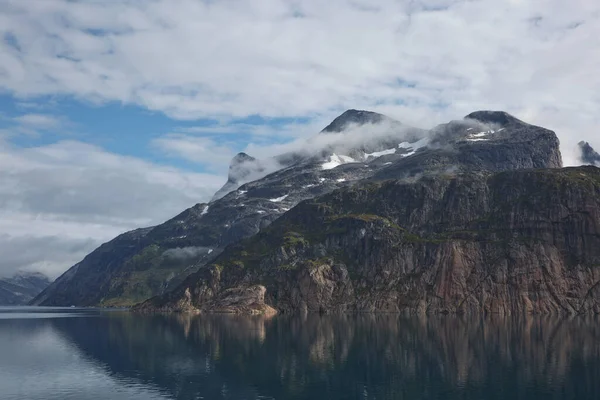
left=0, top=272, right=51, bottom=305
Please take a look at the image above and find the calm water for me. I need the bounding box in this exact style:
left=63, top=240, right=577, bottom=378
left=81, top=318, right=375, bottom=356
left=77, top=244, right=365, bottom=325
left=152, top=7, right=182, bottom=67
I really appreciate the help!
left=0, top=307, right=599, bottom=400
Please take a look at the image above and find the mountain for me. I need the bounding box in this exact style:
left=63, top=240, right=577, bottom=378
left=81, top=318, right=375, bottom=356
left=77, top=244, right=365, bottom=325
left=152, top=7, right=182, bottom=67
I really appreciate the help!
left=139, top=166, right=600, bottom=315
left=0, top=272, right=51, bottom=305
left=33, top=109, right=562, bottom=308
left=579, top=141, right=600, bottom=166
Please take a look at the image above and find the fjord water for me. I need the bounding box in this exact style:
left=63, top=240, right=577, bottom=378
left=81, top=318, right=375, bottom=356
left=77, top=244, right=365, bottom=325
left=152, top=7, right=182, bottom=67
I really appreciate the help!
left=1, top=308, right=599, bottom=400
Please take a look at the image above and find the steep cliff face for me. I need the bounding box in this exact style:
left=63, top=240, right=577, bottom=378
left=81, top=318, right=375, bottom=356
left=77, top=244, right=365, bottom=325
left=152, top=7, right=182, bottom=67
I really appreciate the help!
left=139, top=167, right=600, bottom=315
left=34, top=110, right=563, bottom=308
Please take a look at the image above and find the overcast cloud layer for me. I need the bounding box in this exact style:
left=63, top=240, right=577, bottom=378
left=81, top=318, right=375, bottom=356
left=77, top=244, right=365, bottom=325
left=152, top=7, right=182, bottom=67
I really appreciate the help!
left=0, top=137, right=222, bottom=278
left=0, top=0, right=599, bottom=278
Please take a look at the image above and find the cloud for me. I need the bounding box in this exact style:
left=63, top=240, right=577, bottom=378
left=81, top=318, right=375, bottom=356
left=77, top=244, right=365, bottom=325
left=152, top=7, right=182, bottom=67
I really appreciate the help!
left=162, top=246, right=210, bottom=260
left=1, top=0, right=598, bottom=163
left=0, top=235, right=98, bottom=279
left=0, top=139, right=223, bottom=278
left=245, top=119, right=422, bottom=160
left=152, top=118, right=330, bottom=173
left=152, top=134, right=236, bottom=172
left=1, top=112, right=70, bottom=137
left=13, top=113, right=62, bottom=129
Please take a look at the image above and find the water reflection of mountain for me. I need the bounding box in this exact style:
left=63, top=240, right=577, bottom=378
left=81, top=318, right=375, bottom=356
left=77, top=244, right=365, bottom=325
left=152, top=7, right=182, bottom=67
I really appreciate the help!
left=53, top=314, right=600, bottom=400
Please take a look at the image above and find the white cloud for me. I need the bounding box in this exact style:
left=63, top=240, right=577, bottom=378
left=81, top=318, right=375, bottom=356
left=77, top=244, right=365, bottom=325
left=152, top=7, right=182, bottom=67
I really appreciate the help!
left=176, top=119, right=323, bottom=139
left=152, top=119, right=330, bottom=172
left=13, top=113, right=62, bottom=129
left=152, top=134, right=236, bottom=172
left=1, top=112, right=70, bottom=137
left=0, top=139, right=223, bottom=278
left=245, top=119, right=419, bottom=160
left=1, top=0, right=598, bottom=161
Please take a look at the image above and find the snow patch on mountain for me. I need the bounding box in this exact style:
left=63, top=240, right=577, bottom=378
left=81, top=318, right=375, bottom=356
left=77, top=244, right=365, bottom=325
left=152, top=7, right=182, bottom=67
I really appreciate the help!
left=467, top=130, right=496, bottom=141
left=322, top=154, right=356, bottom=170
left=364, top=148, right=397, bottom=158
left=269, top=195, right=288, bottom=202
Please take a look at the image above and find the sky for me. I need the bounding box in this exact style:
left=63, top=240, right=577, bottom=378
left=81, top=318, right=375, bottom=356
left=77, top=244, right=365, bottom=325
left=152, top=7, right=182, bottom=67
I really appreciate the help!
left=0, top=0, right=599, bottom=279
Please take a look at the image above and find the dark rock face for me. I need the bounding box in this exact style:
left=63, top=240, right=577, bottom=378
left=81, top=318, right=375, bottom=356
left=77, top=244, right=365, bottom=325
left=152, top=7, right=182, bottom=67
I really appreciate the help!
left=464, top=110, right=524, bottom=126
left=579, top=141, right=600, bottom=166
left=34, top=110, right=563, bottom=308
left=0, top=272, right=51, bottom=305
left=321, top=109, right=388, bottom=133
left=138, top=167, right=600, bottom=315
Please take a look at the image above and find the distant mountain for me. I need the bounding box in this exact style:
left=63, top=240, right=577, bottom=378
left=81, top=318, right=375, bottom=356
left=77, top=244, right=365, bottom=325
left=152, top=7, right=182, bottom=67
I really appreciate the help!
left=0, top=272, right=51, bottom=305
left=579, top=141, right=600, bottom=166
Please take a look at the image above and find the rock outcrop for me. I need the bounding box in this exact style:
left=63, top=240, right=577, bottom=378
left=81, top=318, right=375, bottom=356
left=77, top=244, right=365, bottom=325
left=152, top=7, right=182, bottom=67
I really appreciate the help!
left=139, top=166, right=600, bottom=315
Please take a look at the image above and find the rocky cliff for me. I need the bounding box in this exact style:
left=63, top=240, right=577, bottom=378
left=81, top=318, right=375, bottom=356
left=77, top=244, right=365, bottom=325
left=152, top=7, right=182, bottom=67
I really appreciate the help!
left=33, top=110, right=563, bottom=308
left=139, top=166, right=600, bottom=315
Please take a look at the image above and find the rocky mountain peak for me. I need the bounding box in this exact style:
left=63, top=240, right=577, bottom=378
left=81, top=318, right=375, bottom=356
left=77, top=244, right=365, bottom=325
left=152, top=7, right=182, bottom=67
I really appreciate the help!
left=211, top=152, right=265, bottom=202
left=464, top=110, right=524, bottom=126
left=230, top=152, right=255, bottom=165
left=228, top=152, right=259, bottom=183
left=579, top=141, right=600, bottom=166
left=321, top=109, right=388, bottom=133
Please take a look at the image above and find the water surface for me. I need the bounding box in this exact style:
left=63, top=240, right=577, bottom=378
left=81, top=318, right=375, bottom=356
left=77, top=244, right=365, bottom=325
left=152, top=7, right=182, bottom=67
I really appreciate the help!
left=1, top=307, right=599, bottom=399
